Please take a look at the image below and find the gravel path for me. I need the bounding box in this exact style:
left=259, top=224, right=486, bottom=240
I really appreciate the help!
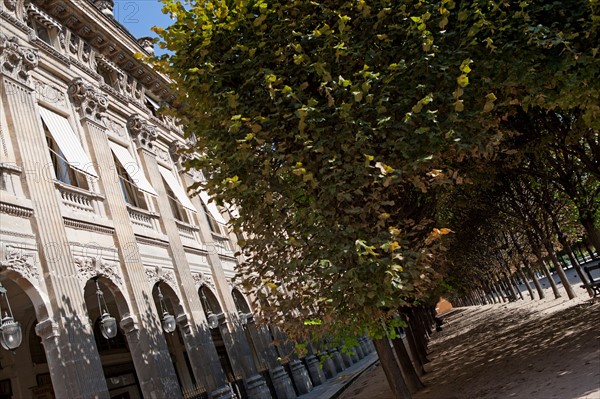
left=341, top=292, right=600, bottom=399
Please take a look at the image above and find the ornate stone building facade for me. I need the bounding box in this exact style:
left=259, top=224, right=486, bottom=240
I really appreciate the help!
left=0, top=0, right=374, bottom=398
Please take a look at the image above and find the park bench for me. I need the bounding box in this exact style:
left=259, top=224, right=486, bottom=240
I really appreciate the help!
left=580, top=263, right=600, bottom=297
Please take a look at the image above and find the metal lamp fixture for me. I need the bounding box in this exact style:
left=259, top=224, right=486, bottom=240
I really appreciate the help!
left=0, top=283, right=22, bottom=351
left=232, top=293, right=251, bottom=326
left=157, top=286, right=176, bottom=333
left=201, top=291, right=219, bottom=329
left=95, top=279, right=117, bottom=339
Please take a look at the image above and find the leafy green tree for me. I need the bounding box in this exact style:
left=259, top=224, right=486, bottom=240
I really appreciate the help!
left=152, top=0, right=599, bottom=330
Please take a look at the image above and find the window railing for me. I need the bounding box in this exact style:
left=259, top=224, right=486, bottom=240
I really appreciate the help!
left=127, top=204, right=160, bottom=230
left=55, top=180, right=103, bottom=214
left=212, top=234, right=233, bottom=256
left=175, top=220, right=200, bottom=242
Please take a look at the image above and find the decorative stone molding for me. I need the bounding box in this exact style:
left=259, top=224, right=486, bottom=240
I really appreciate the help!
left=26, top=4, right=62, bottom=31
left=29, top=35, right=71, bottom=65
left=3, top=0, right=16, bottom=12
left=74, top=255, right=123, bottom=288
left=104, top=118, right=127, bottom=137
left=127, top=114, right=158, bottom=152
left=0, top=32, right=39, bottom=84
left=155, top=147, right=170, bottom=164
left=192, top=272, right=216, bottom=291
left=63, top=218, right=115, bottom=235
left=170, top=141, right=193, bottom=172
left=0, top=244, right=40, bottom=284
left=35, top=318, right=60, bottom=340
left=0, top=229, right=36, bottom=240
left=137, top=37, right=154, bottom=55
left=144, top=265, right=176, bottom=288
left=68, top=77, right=108, bottom=120
left=120, top=314, right=139, bottom=335
left=0, top=201, right=34, bottom=218
left=34, top=80, right=67, bottom=107
left=93, top=0, right=115, bottom=18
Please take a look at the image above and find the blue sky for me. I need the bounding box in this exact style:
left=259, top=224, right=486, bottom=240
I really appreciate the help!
left=113, top=0, right=173, bottom=53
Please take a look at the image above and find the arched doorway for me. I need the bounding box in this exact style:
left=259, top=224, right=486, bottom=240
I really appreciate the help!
left=150, top=282, right=197, bottom=396
left=0, top=273, right=51, bottom=399
left=83, top=277, right=142, bottom=399
left=198, top=285, right=243, bottom=397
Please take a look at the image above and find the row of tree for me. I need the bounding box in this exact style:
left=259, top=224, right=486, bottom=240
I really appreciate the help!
left=149, top=0, right=599, bottom=397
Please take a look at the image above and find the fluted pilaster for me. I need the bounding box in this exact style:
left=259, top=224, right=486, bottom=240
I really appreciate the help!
left=70, top=83, right=182, bottom=398
left=1, top=37, right=108, bottom=398
left=135, top=140, right=235, bottom=396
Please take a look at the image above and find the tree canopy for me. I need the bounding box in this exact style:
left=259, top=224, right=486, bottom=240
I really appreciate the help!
left=152, top=0, right=599, bottom=338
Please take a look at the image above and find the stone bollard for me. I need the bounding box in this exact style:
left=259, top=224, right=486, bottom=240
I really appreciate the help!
left=290, top=359, right=313, bottom=395
left=305, top=355, right=326, bottom=386
left=330, top=348, right=346, bottom=373
left=269, top=366, right=296, bottom=399
left=320, top=351, right=337, bottom=379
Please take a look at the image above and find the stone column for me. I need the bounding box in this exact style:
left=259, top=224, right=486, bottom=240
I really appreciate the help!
left=178, top=172, right=272, bottom=399
left=67, top=81, right=181, bottom=399
left=124, top=119, right=235, bottom=398
left=1, top=35, right=109, bottom=398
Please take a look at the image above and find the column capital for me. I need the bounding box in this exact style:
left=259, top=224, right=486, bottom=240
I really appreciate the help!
left=68, top=77, right=108, bottom=121
left=169, top=140, right=192, bottom=172
left=127, top=114, right=158, bottom=153
left=0, top=32, right=39, bottom=86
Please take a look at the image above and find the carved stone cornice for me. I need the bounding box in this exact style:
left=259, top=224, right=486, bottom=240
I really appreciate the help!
left=63, top=218, right=115, bottom=235
left=127, top=114, right=158, bottom=152
left=68, top=77, right=108, bottom=120
left=30, top=35, right=71, bottom=65
left=0, top=201, right=34, bottom=218
left=0, top=32, right=39, bottom=85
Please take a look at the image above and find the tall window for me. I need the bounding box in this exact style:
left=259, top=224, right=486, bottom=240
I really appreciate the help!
left=114, top=157, right=148, bottom=209
left=45, top=126, right=89, bottom=190
left=26, top=5, right=60, bottom=48
left=201, top=203, right=225, bottom=235
left=164, top=181, right=189, bottom=223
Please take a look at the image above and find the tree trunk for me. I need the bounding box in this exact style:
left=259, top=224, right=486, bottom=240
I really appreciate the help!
left=517, top=268, right=535, bottom=300
left=544, top=241, right=576, bottom=299
left=400, top=314, right=427, bottom=375
left=540, top=258, right=562, bottom=299
left=391, top=337, right=425, bottom=393
left=373, top=338, right=412, bottom=399
left=530, top=240, right=562, bottom=299
left=526, top=263, right=545, bottom=299
left=580, top=214, right=600, bottom=254
left=549, top=213, right=592, bottom=296
left=405, top=309, right=430, bottom=364
left=584, top=242, right=597, bottom=259
left=564, top=246, right=593, bottom=297
left=510, top=273, right=524, bottom=300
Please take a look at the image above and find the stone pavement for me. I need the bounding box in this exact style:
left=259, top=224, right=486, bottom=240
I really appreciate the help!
left=298, top=352, right=380, bottom=399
